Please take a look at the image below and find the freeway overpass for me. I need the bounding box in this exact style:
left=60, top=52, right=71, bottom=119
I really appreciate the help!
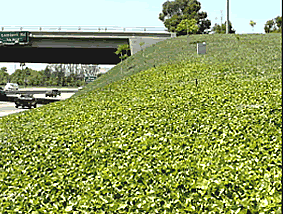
left=0, top=26, right=176, bottom=64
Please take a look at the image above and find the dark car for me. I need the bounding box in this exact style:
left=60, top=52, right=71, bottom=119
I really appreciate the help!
left=0, top=87, right=6, bottom=96
left=45, top=89, right=61, bottom=97
left=15, top=94, right=37, bottom=109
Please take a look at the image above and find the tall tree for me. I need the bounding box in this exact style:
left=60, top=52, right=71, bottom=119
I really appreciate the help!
left=159, top=0, right=211, bottom=35
left=212, top=21, right=236, bottom=34
left=274, top=16, right=282, bottom=29
left=0, top=67, right=9, bottom=85
left=10, top=69, right=24, bottom=85
left=43, top=66, right=51, bottom=86
left=264, top=19, right=275, bottom=33
left=27, top=70, right=43, bottom=86
left=23, top=67, right=31, bottom=87
left=264, top=16, right=282, bottom=33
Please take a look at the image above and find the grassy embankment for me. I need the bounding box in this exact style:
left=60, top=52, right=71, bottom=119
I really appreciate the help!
left=74, top=33, right=281, bottom=97
left=0, top=33, right=281, bottom=213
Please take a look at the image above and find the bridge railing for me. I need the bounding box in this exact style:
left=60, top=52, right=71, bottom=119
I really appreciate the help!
left=0, top=25, right=170, bottom=33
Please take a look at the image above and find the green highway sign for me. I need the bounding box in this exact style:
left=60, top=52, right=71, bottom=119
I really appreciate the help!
left=0, top=31, right=29, bottom=44
left=85, top=76, right=96, bottom=83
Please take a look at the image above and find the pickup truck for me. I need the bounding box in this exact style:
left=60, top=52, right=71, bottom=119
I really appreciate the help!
left=15, top=94, right=37, bottom=109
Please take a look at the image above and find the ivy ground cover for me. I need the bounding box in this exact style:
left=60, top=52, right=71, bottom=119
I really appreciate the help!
left=0, top=34, right=282, bottom=213
left=74, top=33, right=281, bottom=98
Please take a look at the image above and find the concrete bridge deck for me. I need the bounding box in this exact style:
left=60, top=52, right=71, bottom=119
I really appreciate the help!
left=0, top=26, right=176, bottom=64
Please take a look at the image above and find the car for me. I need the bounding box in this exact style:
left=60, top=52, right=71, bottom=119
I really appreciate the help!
left=4, top=83, right=19, bottom=91
left=0, top=87, right=6, bottom=97
left=45, top=89, right=61, bottom=97
left=78, top=86, right=84, bottom=90
left=15, top=94, right=37, bottom=109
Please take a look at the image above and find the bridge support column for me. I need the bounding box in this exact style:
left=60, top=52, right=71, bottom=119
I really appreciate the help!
left=128, top=37, right=171, bottom=55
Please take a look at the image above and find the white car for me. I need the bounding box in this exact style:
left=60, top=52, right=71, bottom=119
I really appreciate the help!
left=4, top=83, right=19, bottom=91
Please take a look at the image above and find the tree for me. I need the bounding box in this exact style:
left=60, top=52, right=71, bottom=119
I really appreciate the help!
left=10, top=69, right=24, bottom=85
left=43, top=66, right=51, bottom=86
left=264, top=19, right=275, bottom=33
left=212, top=20, right=236, bottom=34
left=114, top=44, right=130, bottom=74
left=44, top=66, right=51, bottom=78
left=264, top=16, right=282, bottom=33
left=274, top=16, right=282, bottom=29
left=23, top=67, right=32, bottom=86
left=0, top=67, right=9, bottom=85
left=176, top=18, right=199, bottom=35
left=249, top=20, right=256, bottom=31
left=192, top=11, right=211, bottom=34
left=159, top=0, right=211, bottom=36
left=27, top=70, right=43, bottom=86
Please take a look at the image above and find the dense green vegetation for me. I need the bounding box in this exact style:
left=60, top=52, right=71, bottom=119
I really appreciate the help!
left=158, top=0, right=211, bottom=35
left=0, top=66, right=87, bottom=87
left=0, top=33, right=281, bottom=213
left=74, top=33, right=281, bottom=97
left=264, top=16, right=282, bottom=33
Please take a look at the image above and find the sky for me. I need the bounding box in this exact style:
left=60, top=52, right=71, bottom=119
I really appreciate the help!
left=0, top=0, right=281, bottom=75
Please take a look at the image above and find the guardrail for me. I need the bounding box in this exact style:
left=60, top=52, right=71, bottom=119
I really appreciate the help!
left=1, top=25, right=170, bottom=33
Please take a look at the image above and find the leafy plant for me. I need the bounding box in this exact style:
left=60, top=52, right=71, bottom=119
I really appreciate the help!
left=114, top=44, right=130, bottom=74
left=264, top=16, right=282, bottom=33
left=0, top=33, right=281, bottom=213
left=176, top=18, right=199, bottom=35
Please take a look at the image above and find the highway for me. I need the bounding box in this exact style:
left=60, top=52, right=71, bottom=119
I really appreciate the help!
left=4, top=88, right=78, bottom=95
left=0, top=91, right=75, bottom=118
left=0, top=101, right=44, bottom=117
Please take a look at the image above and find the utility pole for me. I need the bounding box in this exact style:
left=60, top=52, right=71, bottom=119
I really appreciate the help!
left=220, top=10, right=223, bottom=33
left=226, top=0, right=229, bottom=34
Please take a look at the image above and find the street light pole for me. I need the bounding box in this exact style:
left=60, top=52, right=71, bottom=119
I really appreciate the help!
left=226, top=0, right=229, bottom=34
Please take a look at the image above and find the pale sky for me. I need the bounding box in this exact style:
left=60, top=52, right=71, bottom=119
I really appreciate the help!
left=0, top=0, right=281, bottom=75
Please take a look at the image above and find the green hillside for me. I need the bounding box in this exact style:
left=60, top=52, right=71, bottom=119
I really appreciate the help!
left=0, top=33, right=282, bottom=213
left=74, top=33, right=281, bottom=98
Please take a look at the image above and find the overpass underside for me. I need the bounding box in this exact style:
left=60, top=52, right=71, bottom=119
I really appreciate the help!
left=0, top=38, right=129, bottom=64
left=0, top=46, right=124, bottom=64
left=0, top=31, right=173, bottom=64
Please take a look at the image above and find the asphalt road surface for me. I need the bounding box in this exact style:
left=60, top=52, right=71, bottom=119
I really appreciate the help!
left=0, top=101, right=44, bottom=117
left=0, top=93, right=74, bottom=118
